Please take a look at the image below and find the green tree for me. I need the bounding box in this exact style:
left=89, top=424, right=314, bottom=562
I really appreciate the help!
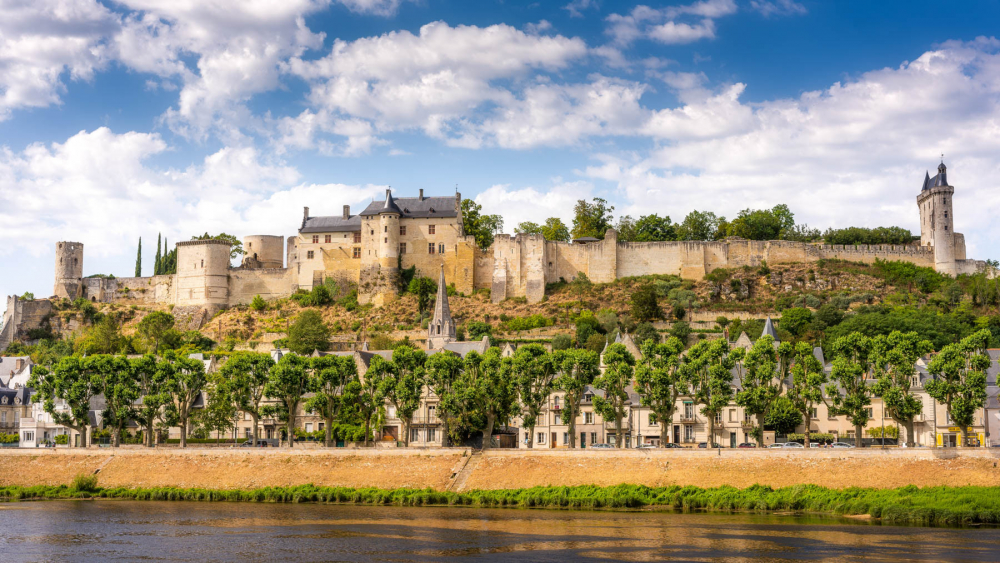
left=616, top=214, right=677, bottom=242
left=154, top=233, right=162, bottom=276
left=571, top=197, right=614, bottom=240
left=136, top=311, right=175, bottom=354
left=287, top=310, right=331, bottom=354
left=77, top=316, right=128, bottom=355
left=726, top=206, right=793, bottom=241
left=130, top=354, right=169, bottom=447
left=633, top=322, right=660, bottom=346
left=669, top=321, right=691, bottom=344
left=377, top=346, right=427, bottom=446
left=28, top=358, right=101, bottom=447
left=202, top=378, right=239, bottom=444
left=677, top=210, right=723, bottom=241
left=158, top=351, right=207, bottom=448
left=408, top=276, right=437, bottom=314
left=630, top=286, right=662, bottom=322
left=592, top=343, right=635, bottom=447
left=784, top=342, right=827, bottom=447
left=871, top=331, right=933, bottom=447
left=425, top=351, right=465, bottom=446
left=135, top=237, right=142, bottom=277
left=682, top=339, right=736, bottom=447
left=90, top=355, right=140, bottom=447
left=304, top=354, right=356, bottom=447
left=515, top=221, right=542, bottom=235
left=192, top=232, right=244, bottom=260
left=250, top=295, right=267, bottom=311
left=734, top=337, right=787, bottom=446
left=779, top=307, right=813, bottom=337
left=926, top=329, right=992, bottom=447
left=462, top=199, right=504, bottom=249
left=263, top=353, right=310, bottom=448
left=554, top=349, right=600, bottom=448
left=541, top=217, right=571, bottom=242
left=356, top=356, right=389, bottom=447
left=764, top=395, right=802, bottom=436
left=826, top=332, right=876, bottom=447
left=512, top=344, right=557, bottom=448
left=457, top=348, right=517, bottom=450
left=217, top=352, right=275, bottom=447
left=635, top=338, right=687, bottom=448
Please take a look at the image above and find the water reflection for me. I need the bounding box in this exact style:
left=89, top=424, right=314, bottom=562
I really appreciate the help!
left=0, top=501, right=996, bottom=562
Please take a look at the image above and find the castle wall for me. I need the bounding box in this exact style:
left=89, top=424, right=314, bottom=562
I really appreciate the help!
left=546, top=240, right=590, bottom=283
left=243, top=235, right=284, bottom=269
left=228, top=268, right=295, bottom=305
left=0, top=296, right=54, bottom=350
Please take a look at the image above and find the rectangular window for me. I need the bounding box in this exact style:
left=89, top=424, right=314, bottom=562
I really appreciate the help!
left=810, top=408, right=818, bottom=418
left=428, top=243, right=435, bottom=254
left=305, top=423, right=313, bottom=432
left=728, top=409, right=735, bottom=422
left=714, top=412, right=722, bottom=424
left=563, top=432, right=569, bottom=445
left=438, top=243, right=445, bottom=254
left=384, top=225, right=387, bottom=232
left=554, top=396, right=560, bottom=408
left=537, top=432, right=545, bottom=444
left=306, top=250, right=314, bottom=260
left=649, top=413, right=655, bottom=426
left=312, top=235, right=319, bottom=243
left=353, top=248, right=361, bottom=259
left=427, top=428, right=436, bottom=442
left=399, top=243, right=406, bottom=254
left=590, top=432, right=597, bottom=445
left=684, top=426, right=694, bottom=442
left=245, top=428, right=251, bottom=439
left=400, top=226, right=406, bottom=236
left=318, top=423, right=324, bottom=431
left=584, top=412, right=594, bottom=424
left=1, top=412, right=5, bottom=423
left=428, top=224, right=436, bottom=234
left=744, top=412, right=752, bottom=423
left=324, top=235, right=331, bottom=243
left=684, top=403, right=694, bottom=419
left=353, top=232, right=361, bottom=243
left=428, top=405, right=436, bottom=420
left=411, top=428, right=420, bottom=443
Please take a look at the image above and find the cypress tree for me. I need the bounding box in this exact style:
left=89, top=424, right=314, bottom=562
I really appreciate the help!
left=154, top=234, right=162, bottom=276
left=135, top=237, right=142, bottom=277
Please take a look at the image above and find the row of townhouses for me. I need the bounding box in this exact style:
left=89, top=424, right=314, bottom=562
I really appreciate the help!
left=5, top=269, right=1000, bottom=449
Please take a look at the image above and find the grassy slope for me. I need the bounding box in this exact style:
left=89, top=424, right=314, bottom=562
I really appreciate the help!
left=3, top=483, right=999, bottom=527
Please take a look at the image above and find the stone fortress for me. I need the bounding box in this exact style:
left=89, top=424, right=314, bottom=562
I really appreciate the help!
left=0, top=161, right=990, bottom=347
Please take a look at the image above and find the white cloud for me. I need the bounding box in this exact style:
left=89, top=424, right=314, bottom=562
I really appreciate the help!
left=579, top=38, right=1000, bottom=262
left=750, top=0, right=807, bottom=18
left=524, top=20, right=553, bottom=35
left=563, top=0, right=599, bottom=18
left=337, top=0, right=413, bottom=16
left=606, top=1, right=736, bottom=47
left=474, top=181, right=593, bottom=233
left=0, top=0, right=118, bottom=120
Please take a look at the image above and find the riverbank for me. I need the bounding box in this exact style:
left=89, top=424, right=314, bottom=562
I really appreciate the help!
left=1, top=448, right=998, bottom=491
left=2, top=482, right=999, bottom=527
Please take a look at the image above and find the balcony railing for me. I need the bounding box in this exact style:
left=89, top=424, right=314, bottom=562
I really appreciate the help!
left=679, top=416, right=697, bottom=424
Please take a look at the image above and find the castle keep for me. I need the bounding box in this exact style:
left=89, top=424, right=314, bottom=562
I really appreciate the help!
left=1, top=161, right=988, bottom=342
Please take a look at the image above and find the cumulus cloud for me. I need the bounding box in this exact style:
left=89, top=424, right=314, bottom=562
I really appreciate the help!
left=563, top=0, right=599, bottom=19
left=0, top=127, right=386, bottom=299
left=582, top=38, right=1000, bottom=261
left=606, top=0, right=736, bottom=46
left=474, top=181, right=593, bottom=232
left=0, top=0, right=118, bottom=120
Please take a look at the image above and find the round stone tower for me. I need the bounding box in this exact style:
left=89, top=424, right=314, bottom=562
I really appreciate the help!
left=53, top=241, right=84, bottom=299
left=374, top=190, right=401, bottom=306
left=242, top=235, right=284, bottom=269
left=917, top=161, right=957, bottom=276
left=175, top=239, right=231, bottom=307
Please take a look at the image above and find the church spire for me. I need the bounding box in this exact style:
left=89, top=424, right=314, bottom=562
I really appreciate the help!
left=427, top=265, right=456, bottom=349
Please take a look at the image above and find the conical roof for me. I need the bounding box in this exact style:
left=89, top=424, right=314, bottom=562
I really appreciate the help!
left=431, top=265, right=452, bottom=324
left=379, top=188, right=402, bottom=215
left=762, top=316, right=778, bottom=342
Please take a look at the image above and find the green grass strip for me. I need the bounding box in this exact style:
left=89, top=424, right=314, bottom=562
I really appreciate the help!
left=2, top=483, right=998, bottom=527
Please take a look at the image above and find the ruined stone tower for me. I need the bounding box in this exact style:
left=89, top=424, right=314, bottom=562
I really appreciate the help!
left=427, top=265, right=456, bottom=350
left=917, top=160, right=962, bottom=277
left=175, top=239, right=231, bottom=307
left=53, top=241, right=84, bottom=299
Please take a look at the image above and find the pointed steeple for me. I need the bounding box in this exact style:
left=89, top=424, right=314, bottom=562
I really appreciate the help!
left=380, top=188, right=402, bottom=215
left=922, top=171, right=931, bottom=191
left=762, top=316, right=778, bottom=342
left=427, top=265, right=456, bottom=349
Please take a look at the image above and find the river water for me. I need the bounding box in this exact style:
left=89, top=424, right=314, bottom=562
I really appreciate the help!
left=0, top=501, right=997, bottom=562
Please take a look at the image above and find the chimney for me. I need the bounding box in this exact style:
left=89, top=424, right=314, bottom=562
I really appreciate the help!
left=303, top=206, right=309, bottom=221
left=15, top=359, right=24, bottom=371
left=343, top=205, right=350, bottom=219
left=419, top=189, right=424, bottom=201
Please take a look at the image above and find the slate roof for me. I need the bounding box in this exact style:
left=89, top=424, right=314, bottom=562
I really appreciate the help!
left=359, top=193, right=456, bottom=218
left=0, top=387, right=30, bottom=406
left=300, top=215, right=362, bottom=234
left=762, top=317, right=779, bottom=341
left=922, top=162, right=948, bottom=190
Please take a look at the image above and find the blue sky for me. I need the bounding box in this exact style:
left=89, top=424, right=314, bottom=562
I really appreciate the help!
left=2, top=0, right=999, bottom=309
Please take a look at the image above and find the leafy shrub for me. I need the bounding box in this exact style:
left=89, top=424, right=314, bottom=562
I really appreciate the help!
left=465, top=320, right=493, bottom=341
left=630, top=286, right=662, bottom=322
left=250, top=295, right=267, bottom=311
left=336, top=289, right=359, bottom=312
left=504, top=314, right=553, bottom=332
left=570, top=272, right=592, bottom=293
left=551, top=334, right=573, bottom=350
left=72, top=474, right=99, bottom=493
left=0, top=433, right=18, bottom=444
left=669, top=321, right=691, bottom=343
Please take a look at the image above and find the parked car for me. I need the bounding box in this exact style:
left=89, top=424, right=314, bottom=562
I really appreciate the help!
left=636, top=443, right=657, bottom=449
left=830, top=442, right=855, bottom=449
left=737, top=442, right=756, bottom=448
left=782, top=442, right=805, bottom=448
left=697, top=442, right=721, bottom=448
left=767, top=443, right=785, bottom=449
left=590, top=443, right=614, bottom=449
left=662, top=443, right=684, bottom=449
left=240, top=439, right=270, bottom=447
left=809, top=443, right=820, bottom=448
